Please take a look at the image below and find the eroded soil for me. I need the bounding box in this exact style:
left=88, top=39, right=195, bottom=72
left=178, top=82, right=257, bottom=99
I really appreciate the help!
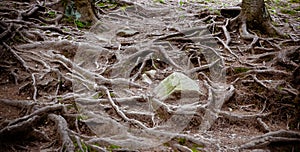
left=0, top=0, right=299, bottom=151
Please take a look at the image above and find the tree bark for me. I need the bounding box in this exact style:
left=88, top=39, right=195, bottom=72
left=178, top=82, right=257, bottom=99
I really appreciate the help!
left=235, top=0, right=284, bottom=38
left=74, top=0, right=98, bottom=23
left=241, top=0, right=267, bottom=30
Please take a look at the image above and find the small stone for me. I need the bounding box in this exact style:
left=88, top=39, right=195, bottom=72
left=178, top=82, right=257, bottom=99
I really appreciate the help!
left=145, top=70, right=157, bottom=78
left=142, top=74, right=153, bottom=85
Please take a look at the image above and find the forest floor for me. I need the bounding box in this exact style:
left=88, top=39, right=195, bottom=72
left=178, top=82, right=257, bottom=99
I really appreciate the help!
left=0, top=0, right=300, bottom=151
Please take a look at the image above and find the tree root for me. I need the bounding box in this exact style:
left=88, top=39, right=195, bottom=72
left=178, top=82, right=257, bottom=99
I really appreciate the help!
left=199, top=75, right=235, bottom=131
left=0, top=115, right=40, bottom=139
left=173, top=143, right=193, bottom=152
left=230, top=13, right=285, bottom=40
left=240, top=130, right=300, bottom=150
left=0, top=102, right=66, bottom=142
left=48, top=114, right=75, bottom=152
left=0, top=99, right=35, bottom=109
left=1, top=0, right=299, bottom=151
left=218, top=110, right=271, bottom=122
left=2, top=42, right=29, bottom=71
left=257, top=118, right=270, bottom=133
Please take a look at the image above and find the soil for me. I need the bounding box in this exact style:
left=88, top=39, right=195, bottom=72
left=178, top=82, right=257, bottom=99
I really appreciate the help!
left=0, top=0, right=299, bottom=151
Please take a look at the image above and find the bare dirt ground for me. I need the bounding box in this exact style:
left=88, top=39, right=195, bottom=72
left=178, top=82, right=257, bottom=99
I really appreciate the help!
left=0, top=0, right=299, bottom=151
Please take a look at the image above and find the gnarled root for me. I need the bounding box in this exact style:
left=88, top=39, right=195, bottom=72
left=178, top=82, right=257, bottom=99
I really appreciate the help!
left=239, top=130, right=300, bottom=150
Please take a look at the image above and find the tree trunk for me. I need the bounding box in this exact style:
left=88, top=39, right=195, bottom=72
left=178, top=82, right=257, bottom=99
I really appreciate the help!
left=237, top=0, right=283, bottom=38
left=74, top=0, right=98, bottom=23
left=241, top=0, right=267, bottom=30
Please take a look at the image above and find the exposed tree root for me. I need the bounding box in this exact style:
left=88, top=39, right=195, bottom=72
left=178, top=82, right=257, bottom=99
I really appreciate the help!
left=257, top=118, right=270, bottom=133
left=0, top=103, right=66, bottom=143
left=229, top=1, right=285, bottom=40
left=48, top=114, right=75, bottom=152
left=0, top=0, right=299, bottom=151
left=0, top=115, right=40, bottom=139
left=240, top=130, right=300, bottom=150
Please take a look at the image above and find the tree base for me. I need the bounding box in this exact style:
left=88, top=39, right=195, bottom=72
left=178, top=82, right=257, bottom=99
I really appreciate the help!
left=230, top=14, right=285, bottom=40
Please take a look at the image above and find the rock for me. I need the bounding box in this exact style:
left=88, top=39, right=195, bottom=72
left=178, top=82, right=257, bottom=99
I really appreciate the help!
left=153, top=72, right=202, bottom=100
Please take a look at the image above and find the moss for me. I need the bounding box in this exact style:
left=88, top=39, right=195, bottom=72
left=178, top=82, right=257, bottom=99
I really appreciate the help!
left=211, top=9, right=220, bottom=15
left=205, top=0, right=215, bottom=3
left=97, top=2, right=106, bottom=7
left=74, top=139, right=97, bottom=152
left=120, top=5, right=128, bottom=11
left=13, top=35, right=25, bottom=43
left=234, top=67, right=249, bottom=74
left=154, top=0, right=166, bottom=4
left=47, top=11, right=56, bottom=18
left=179, top=0, right=184, bottom=6
left=178, top=138, right=186, bottom=145
left=109, top=92, right=116, bottom=97
left=191, top=147, right=199, bottom=152
left=97, top=0, right=127, bottom=9
left=92, top=92, right=104, bottom=99
left=277, top=86, right=284, bottom=91
left=81, top=142, right=88, bottom=151
left=77, top=114, right=89, bottom=120
left=163, top=142, right=171, bottom=147
left=75, top=20, right=92, bottom=29
left=280, top=9, right=297, bottom=15
left=191, top=144, right=204, bottom=152
left=272, top=21, right=280, bottom=27
left=107, top=144, right=121, bottom=152
left=62, top=16, right=75, bottom=24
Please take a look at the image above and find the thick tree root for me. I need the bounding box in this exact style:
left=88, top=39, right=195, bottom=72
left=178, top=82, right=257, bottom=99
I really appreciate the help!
left=0, top=103, right=66, bottom=141
left=0, top=0, right=299, bottom=151
left=48, top=114, right=75, bottom=152
left=240, top=130, right=300, bottom=150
